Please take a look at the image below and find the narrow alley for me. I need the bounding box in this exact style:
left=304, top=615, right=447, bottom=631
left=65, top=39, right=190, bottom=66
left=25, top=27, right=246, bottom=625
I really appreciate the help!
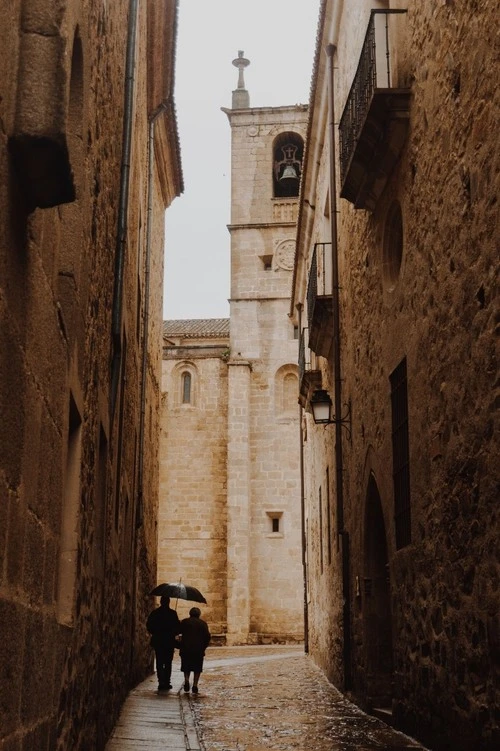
left=106, top=646, right=429, bottom=751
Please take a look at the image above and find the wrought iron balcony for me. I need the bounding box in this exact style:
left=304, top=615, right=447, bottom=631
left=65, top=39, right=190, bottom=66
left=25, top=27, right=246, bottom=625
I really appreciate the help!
left=339, top=10, right=410, bottom=211
left=299, top=327, right=322, bottom=410
left=306, top=243, right=333, bottom=358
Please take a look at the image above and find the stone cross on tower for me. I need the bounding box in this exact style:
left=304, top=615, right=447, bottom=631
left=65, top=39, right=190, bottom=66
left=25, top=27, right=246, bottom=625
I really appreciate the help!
left=231, top=50, right=250, bottom=109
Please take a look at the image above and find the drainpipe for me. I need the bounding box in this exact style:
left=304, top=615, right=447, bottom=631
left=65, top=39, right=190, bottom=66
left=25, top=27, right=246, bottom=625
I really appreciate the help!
left=326, top=42, right=352, bottom=691
left=137, top=104, right=167, bottom=528
left=297, top=303, right=309, bottom=654
left=111, top=0, right=139, bottom=413
left=129, top=102, right=167, bottom=677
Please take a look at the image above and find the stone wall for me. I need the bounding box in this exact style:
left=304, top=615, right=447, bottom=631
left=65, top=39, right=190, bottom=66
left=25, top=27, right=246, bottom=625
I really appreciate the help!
left=159, top=344, right=229, bottom=633
left=0, top=1, right=181, bottom=748
left=293, top=1, right=499, bottom=749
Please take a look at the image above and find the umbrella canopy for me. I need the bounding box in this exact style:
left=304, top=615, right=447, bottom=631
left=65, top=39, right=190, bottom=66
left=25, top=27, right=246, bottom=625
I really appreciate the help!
left=150, top=582, right=207, bottom=603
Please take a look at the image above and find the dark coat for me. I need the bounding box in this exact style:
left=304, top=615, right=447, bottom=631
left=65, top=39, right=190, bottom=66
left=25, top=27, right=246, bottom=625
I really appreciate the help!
left=146, top=605, right=181, bottom=649
left=179, top=615, right=211, bottom=659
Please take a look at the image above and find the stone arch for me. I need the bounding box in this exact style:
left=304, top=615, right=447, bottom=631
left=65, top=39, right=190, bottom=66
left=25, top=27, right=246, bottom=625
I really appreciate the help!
left=363, top=471, right=394, bottom=709
left=274, top=364, right=299, bottom=417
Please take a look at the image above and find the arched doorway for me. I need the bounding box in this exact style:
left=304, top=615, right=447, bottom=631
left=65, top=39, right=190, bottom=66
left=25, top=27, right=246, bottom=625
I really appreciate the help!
left=363, top=473, right=393, bottom=709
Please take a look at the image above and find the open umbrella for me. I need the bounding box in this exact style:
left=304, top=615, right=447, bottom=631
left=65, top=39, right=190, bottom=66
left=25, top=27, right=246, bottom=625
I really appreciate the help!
left=149, top=582, right=207, bottom=604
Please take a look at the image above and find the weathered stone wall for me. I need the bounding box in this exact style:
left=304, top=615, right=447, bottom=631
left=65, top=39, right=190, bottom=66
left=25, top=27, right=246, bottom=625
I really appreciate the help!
left=294, top=1, right=499, bottom=749
left=0, top=1, right=180, bottom=748
left=159, top=346, right=229, bottom=633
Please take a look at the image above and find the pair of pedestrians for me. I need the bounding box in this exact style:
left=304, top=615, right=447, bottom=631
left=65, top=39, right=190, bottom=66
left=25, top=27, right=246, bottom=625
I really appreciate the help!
left=146, top=596, right=211, bottom=694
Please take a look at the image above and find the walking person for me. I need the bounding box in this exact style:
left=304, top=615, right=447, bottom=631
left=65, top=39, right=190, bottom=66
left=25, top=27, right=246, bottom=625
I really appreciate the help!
left=179, top=606, right=211, bottom=694
left=146, top=595, right=181, bottom=692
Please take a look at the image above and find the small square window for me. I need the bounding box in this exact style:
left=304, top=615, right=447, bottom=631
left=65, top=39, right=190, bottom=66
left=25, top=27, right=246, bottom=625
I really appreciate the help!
left=266, top=511, right=283, bottom=537
left=260, top=254, right=273, bottom=270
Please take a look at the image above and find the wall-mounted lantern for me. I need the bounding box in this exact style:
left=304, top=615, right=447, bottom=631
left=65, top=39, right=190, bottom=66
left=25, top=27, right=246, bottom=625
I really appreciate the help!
left=310, top=389, right=351, bottom=437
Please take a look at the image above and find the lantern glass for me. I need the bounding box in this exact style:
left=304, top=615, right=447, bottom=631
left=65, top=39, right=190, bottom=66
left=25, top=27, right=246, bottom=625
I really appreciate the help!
left=311, top=390, right=333, bottom=424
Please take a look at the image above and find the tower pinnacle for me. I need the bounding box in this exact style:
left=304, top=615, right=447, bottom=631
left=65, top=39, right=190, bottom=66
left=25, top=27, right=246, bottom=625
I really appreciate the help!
left=231, top=51, right=250, bottom=109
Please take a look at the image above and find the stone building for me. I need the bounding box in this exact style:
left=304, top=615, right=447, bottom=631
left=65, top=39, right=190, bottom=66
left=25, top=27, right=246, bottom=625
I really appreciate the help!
left=0, top=1, right=182, bottom=749
left=291, top=1, right=499, bottom=750
left=158, top=58, right=306, bottom=644
left=159, top=319, right=230, bottom=637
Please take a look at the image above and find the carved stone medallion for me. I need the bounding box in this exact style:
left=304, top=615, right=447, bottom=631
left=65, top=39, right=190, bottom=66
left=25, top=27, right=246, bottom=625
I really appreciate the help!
left=274, top=239, right=295, bottom=270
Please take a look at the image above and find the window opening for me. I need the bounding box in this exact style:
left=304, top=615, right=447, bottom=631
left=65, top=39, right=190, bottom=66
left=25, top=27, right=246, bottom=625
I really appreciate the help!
left=326, top=467, right=332, bottom=565
left=319, top=486, right=324, bottom=574
left=273, top=132, right=304, bottom=198
left=94, top=425, right=108, bottom=581
left=383, top=200, right=404, bottom=289
left=266, top=511, right=283, bottom=536
left=56, top=393, right=82, bottom=626
left=390, top=357, right=411, bottom=548
left=182, top=372, right=192, bottom=404
left=114, top=335, right=127, bottom=532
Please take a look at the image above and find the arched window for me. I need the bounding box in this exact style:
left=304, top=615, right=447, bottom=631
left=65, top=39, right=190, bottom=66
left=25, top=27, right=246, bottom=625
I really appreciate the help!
left=274, top=365, right=299, bottom=418
left=273, top=132, right=304, bottom=198
left=283, top=372, right=298, bottom=411
left=181, top=372, right=192, bottom=404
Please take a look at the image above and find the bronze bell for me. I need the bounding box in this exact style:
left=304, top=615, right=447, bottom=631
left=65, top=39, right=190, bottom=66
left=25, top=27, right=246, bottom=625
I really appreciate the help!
left=279, top=163, right=299, bottom=184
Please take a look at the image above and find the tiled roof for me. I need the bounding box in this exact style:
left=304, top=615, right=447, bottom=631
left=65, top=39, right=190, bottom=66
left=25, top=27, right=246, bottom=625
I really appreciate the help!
left=163, top=319, right=230, bottom=338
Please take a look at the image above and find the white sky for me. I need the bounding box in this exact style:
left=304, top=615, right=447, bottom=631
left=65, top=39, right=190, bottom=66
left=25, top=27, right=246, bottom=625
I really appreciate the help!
left=163, top=0, right=321, bottom=321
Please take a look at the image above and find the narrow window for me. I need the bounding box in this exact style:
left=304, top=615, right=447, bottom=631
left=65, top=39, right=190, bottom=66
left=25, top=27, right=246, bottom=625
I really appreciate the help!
left=319, top=486, right=324, bottom=574
left=114, top=335, right=127, bottom=532
left=390, top=357, right=411, bottom=548
left=182, top=372, right=192, bottom=404
left=293, top=325, right=299, bottom=340
left=326, top=467, right=332, bottom=565
left=136, top=213, right=143, bottom=342
left=266, top=511, right=283, bottom=536
left=56, top=394, right=82, bottom=626
left=383, top=200, right=404, bottom=289
left=94, top=425, right=108, bottom=581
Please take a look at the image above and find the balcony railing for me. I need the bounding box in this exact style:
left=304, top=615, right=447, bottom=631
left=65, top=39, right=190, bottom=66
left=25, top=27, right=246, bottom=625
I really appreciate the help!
left=306, top=243, right=333, bottom=358
left=339, top=10, right=410, bottom=210
left=299, top=327, right=322, bottom=410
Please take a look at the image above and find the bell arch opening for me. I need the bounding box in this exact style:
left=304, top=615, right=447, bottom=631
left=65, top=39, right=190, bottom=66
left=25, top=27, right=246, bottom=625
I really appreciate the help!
left=272, top=132, right=303, bottom=198
left=363, top=473, right=393, bottom=709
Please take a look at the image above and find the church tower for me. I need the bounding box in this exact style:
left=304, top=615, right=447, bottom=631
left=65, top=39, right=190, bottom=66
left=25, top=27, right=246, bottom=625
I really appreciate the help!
left=223, top=53, right=308, bottom=643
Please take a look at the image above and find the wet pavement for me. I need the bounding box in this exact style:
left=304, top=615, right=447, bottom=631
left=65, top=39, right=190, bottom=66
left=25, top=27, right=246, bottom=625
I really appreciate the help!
left=106, top=645, right=430, bottom=751
left=193, top=645, right=427, bottom=751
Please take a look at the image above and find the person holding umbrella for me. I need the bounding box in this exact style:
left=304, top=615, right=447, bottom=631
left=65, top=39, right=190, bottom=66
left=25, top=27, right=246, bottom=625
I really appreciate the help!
left=146, top=595, right=181, bottom=692
left=179, top=607, right=211, bottom=694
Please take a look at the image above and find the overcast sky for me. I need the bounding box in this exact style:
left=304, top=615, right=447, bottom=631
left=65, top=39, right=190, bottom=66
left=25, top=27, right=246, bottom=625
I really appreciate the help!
left=163, top=0, right=321, bottom=321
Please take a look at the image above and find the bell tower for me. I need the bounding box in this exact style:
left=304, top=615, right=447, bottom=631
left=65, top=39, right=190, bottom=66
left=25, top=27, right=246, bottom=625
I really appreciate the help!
left=223, top=54, right=308, bottom=644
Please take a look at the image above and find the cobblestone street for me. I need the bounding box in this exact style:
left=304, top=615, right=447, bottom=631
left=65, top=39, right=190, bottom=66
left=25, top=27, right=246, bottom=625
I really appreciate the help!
left=187, top=646, right=429, bottom=751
